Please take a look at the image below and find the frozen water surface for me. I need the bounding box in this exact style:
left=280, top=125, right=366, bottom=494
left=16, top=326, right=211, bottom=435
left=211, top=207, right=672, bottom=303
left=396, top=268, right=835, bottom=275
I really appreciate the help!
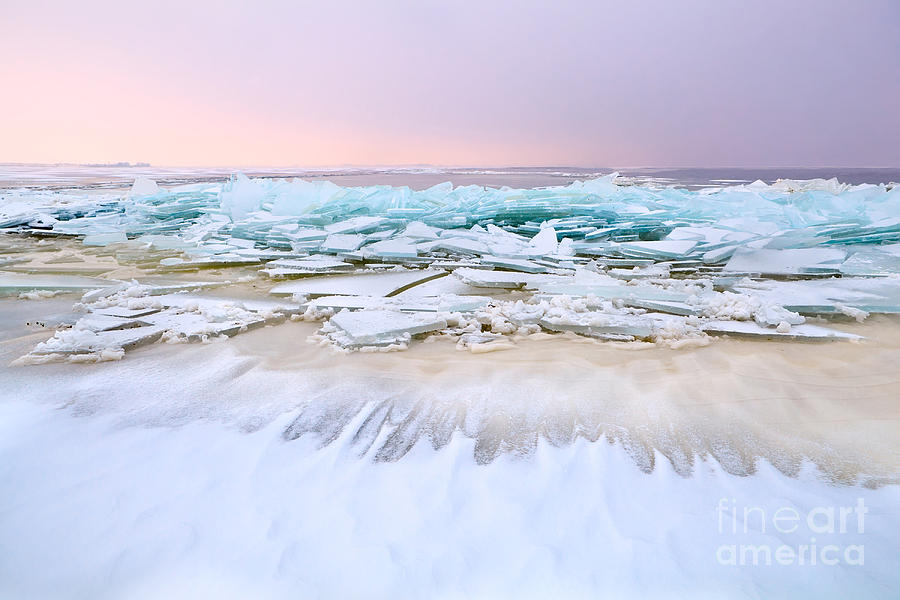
left=2, top=168, right=900, bottom=598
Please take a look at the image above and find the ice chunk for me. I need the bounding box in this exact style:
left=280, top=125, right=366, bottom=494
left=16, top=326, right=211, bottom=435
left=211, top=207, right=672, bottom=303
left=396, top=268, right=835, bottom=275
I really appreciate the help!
left=219, top=173, right=264, bottom=220
left=324, top=216, right=389, bottom=234
left=321, top=234, right=366, bottom=253
left=327, top=310, right=447, bottom=347
left=539, top=312, right=656, bottom=340
left=453, top=267, right=549, bottom=289
left=309, top=294, right=489, bottom=313
left=432, top=237, right=489, bottom=255
left=617, top=240, right=698, bottom=259
left=526, top=227, right=558, bottom=255
left=73, top=314, right=150, bottom=332
left=128, top=177, right=160, bottom=196
left=263, top=257, right=355, bottom=277
left=0, top=273, right=121, bottom=296
left=82, top=231, right=127, bottom=246
left=152, top=294, right=304, bottom=317
left=93, top=306, right=162, bottom=318
left=367, top=238, right=419, bottom=258
left=702, top=321, right=861, bottom=341
left=140, top=309, right=266, bottom=341
left=31, top=326, right=165, bottom=355
left=270, top=270, right=446, bottom=297
left=723, top=248, right=847, bottom=276
left=480, top=256, right=548, bottom=273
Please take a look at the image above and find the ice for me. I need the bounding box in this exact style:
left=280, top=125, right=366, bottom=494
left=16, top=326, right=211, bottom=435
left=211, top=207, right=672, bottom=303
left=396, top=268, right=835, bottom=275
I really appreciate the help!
left=140, top=310, right=266, bottom=341
left=93, top=306, right=162, bottom=318
left=326, top=310, right=447, bottom=347
left=219, top=173, right=264, bottom=220
left=263, top=257, right=355, bottom=277
left=367, top=238, right=419, bottom=258
left=479, top=255, right=548, bottom=273
left=128, top=177, right=160, bottom=197
left=270, top=269, right=446, bottom=298
left=0, top=273, right=121, bottom=296
left=392, top=273, right=488, bottom=299
left=432, top=237, right=489, bottom=255
left=82, top=231, right=127, bottom=246
left=5, top=172, right=900, bottom=356
left=724, top=248, right=848, bottom=276
left=618, top=240, right=698, bottom=258
left=308, top=294, right=489, bottom=313
left=539, top=312, right=656, bottom=341
left=152, top=294, right=304, bottom=317
left=72, top=313, right=150, bottom=332
left=702, top=320, right=862, bottom=341
left=840, top=246, right=900, bottom=276
left=729, top=277, right=900, bottom=315
left=324, top=216, right=390, bottom=234
left=30, top=326, right=165, bottom=355
left=527, top=226, right=558, bottom=255
left=321, top=233, right=366, bottom=253
left=453, top=267, right=550, bottom=289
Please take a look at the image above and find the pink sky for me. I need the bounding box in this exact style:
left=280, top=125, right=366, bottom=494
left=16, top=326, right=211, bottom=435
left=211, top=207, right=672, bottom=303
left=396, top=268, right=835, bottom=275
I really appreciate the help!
left=2, top=0, right=898, bottom=167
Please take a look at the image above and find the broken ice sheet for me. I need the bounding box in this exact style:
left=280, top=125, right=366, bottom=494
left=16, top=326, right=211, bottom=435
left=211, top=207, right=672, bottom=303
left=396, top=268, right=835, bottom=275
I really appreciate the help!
left=140, top=309, right=267, bottom=341
left=5, top=172, right=900, bottom=358
left=453, top=267, right=554, bottom=289
left=262, top=257, right=355, bottom=277
left=539, top=312, right=657, bottom=341
left=727, top=277, right=900, bottom=315
left=269, top=269, right=447, bottom=298
left=324, top=310, right=448, bottom=348
left=702, top=320, right=862, bottom=341
left=321, top=233, right=366, bottom=253
left=308, top=294, right=489, bottom=313
left=723, top=248, right=847, bottom=276
left=30, top=326, right=165, bottom=355
left=0, top=272, right=122, bottom=296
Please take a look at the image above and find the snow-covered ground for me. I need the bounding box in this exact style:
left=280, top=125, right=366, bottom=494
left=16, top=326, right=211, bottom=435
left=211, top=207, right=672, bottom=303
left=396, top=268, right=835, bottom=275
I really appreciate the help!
left=2, top=302, right=899, bottom=599
left=2, top=397, right=899, bottom=599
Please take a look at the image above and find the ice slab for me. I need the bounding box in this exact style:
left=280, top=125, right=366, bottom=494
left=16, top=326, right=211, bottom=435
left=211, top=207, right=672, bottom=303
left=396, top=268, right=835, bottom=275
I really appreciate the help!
left=625, top=299, right=701, bottom=316
left=453, top=267, right=550, bottom=289
left=31, top=326, right=165, bottom=355
left=321, top=233, right=366, bottom=253
left=367, top=238, right=419, bottom=258
left=730, top=277, right=900, bottom=315
left=263, top=257, right=355, bottom=276
left=617, top=240, right=698, bottom=258
left=324, top=216, right=389, bottom=234
left=723, top=248, right=847, bottom=276
left=0, top=272, right=121, bottom=296
left=535, top=281, right=688, bottom=302
left=539, top=313, right=656, bottom=340
left=270, top=270, right=446, bottom=298
left=327, top=310, right=447, bottom=347
left=392, top=274, right=488, bottom=299
left=152, top=294, right=304, bottom=317
left=839, top=248, right=900, bottom=277
left=140, top=309, right=266, bottom=341
left=309, top=294, right=489, bottom=313
left=73, top=314, right=150, bottom=332
left=479, top=255, right=548, bottom=273
left=702, top=321, right=862, bottom=341
left=82, top=232, right=127, bottom=246
left=93, top=306, right=163, bottom=319
left=432, top=237, right=490, bottom=255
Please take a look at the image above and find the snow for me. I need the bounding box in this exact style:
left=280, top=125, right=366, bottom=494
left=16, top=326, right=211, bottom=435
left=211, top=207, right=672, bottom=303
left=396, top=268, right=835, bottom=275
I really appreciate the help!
left=0, top=397, right=898, bottom=599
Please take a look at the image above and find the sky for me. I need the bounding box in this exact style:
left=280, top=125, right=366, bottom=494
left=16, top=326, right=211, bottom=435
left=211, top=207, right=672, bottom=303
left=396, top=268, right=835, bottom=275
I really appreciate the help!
left=1, top=0, right=898, bottom=168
